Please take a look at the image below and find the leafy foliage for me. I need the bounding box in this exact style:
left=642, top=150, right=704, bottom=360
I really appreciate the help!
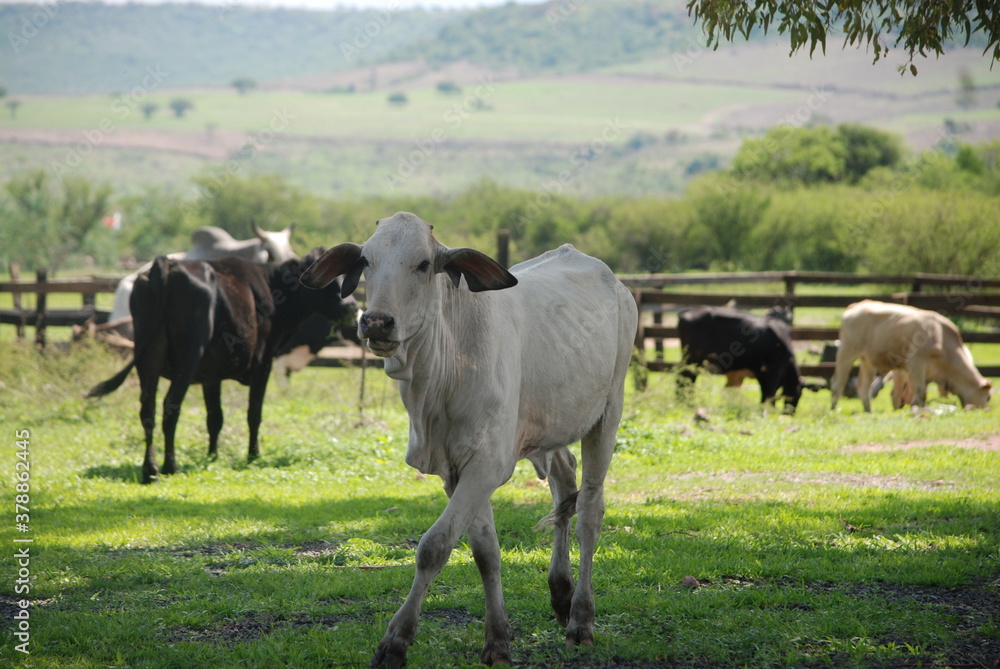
left=188, top=173, right=321, bottom=242
left=731, top=124, right=904, bottom=185
left=0, top=169, right=112, bottom=271
left=687, top=0, right=1000, bottom=74
left=1, top=129, right=997, bottom=278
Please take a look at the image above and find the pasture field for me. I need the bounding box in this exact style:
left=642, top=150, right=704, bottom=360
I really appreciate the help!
left=1, top=340, right=998, bottom=668
left=2, top=43, right=997, bottom=199
left=0, top=81, right=793, bottom=143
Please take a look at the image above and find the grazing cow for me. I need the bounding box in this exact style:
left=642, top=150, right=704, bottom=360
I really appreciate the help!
left=830, top=300, right=991, bottom=411
left=108, top=223, right=296, bottom=332
left=88, top=249, right=356, bottom=484
left=677, top=305, right=803, bottom=411
left=723, top=306, right=792, bottom=388
left=300, top=212, right=637, bottom=667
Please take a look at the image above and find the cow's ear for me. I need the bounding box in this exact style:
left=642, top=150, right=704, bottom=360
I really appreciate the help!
left=436, top=247, right=517, bottom=292
left=300, top=243, right=365, bottom=298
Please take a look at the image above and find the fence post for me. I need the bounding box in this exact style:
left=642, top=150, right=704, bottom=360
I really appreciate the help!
left=653, top=309, right=663, bottom=361
left=632, top=289, right=648, bottom=391
left=497, top=229, right=510, bottom=269
left=35, top=268, right=47, bottom=349
left=783, top=274, right=797, bottom=299
left=10, top=262, right=24, bottom=341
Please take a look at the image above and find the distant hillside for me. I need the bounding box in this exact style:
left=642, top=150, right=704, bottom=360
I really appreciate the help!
left=386, top=1, right=701, bottom=74
left=0, top=1, right=705, bottom=95
left=0, top=2, right=453, bottom=94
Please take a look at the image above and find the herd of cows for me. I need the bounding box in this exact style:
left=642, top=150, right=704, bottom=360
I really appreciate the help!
left=84, top=214, right=992, bottom=667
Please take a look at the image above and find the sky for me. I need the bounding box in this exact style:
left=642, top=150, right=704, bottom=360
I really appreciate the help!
left=62, top=0, right=545, bottom=9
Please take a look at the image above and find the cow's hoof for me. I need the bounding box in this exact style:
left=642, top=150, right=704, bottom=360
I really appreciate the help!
left=549, top=575, right=574, bottom=628
left=141, top=466, right=159, bottom=485
left=371, top=641, right=407, bottom=669
left=480, top=639, right=512, bottom=666
left=565, top=625, right=594, bottom=648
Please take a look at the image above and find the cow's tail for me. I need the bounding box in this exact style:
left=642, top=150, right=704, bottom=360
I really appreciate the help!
left=86, top=360, right=136, bottom=398
left=533, top=491, right=579, bottom=531
left=86, top=256, right=170, bottom=399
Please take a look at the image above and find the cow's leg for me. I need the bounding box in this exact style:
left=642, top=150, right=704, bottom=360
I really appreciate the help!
left=545, top=448, right=578, bottom=627
left=161, top=348, right=204, bottom=476
left=856, top=359, right=875, bottom=413
left=246, top=364, right=272, bottom=462
left=372, top=467, right=503, bottom=669
left=468, top=500, right=512, bottom=666
left=906, top=362, right=928, bottom=408
left=829, top=346, right=858, bottom=410
left=203, top=381, right=223, bottom=459
left=676, top=365, right=697, bottom=402
left=138, top=370, right=160, bottom=484
left=566, top=407, right=619, bottom=648
left=755, top=366, right=781, bottom=405
left=161, top=376, right=194, bottom=476
left=893, top=370, right=914, bottom=408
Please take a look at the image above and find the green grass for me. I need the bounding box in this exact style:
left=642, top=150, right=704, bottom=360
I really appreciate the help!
left=1, top=341, right=998, bottom=668
left=0, top=82, right=798, bottom=143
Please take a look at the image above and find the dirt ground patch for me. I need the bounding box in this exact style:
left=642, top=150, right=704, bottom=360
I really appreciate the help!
left=844, top=433, right=1000, bottom=453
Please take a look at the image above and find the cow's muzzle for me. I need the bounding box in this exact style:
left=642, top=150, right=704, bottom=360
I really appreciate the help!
left=360, top=311, right=398, bottom=357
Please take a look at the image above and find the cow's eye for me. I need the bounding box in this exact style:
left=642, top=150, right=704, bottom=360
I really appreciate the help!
left=417, top=260, right=431, bottom=273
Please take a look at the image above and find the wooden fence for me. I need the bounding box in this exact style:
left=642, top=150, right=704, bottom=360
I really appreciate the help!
left=4, top=266, right=1000, bottom=378
left=621, top=270, right=1000, bottom=381
left=0, top=265, right=120, bottom=347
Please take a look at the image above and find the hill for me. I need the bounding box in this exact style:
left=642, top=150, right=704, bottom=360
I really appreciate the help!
left=0, top=2, right=452, bottom=94
left=0, top=1, right=997, bottom=202
left=0, top=1, right=702, bottom=95
left=385, top=1, right=697, bottom=74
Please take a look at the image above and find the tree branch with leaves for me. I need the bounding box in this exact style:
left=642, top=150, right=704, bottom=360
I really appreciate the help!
left=686, top=0, right=1000, bottom=75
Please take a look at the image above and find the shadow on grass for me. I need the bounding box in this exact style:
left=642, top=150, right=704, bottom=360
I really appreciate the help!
left=23, top=480, right=1000, bottom=669
left=82, top=462, right=202, bottom=483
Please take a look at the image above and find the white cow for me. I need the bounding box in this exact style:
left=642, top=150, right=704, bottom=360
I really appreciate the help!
left=830, top=300, right=992, bottom=411
left=301, top=212, right=638, bottom=667
left=108, top=223, right=296, bottom=333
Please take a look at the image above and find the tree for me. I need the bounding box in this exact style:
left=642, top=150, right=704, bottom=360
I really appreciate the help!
left=387, top=92, right=408, bottom=107
left=188, top=173, right=320, bottom=240
left=231, top=77, right=257, bottom=95
left=836, top=124, right=904, bottom=182
left=436, top=81, right=462, bottom=95
left=2, top=170, right=112, bottom=272
left=957, top=69, right=976, bottom=109
left=5, top=99, right=21, bottom=118
left=686, top=0, right=1000, bottom=75
left=141, top=103, right=159, bottom=120
left=731, top=126, right=848, bottom=184
left=169, top=98, right=194, bottom=118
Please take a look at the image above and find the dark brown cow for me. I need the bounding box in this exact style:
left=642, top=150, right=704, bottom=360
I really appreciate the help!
left=88, top=249, right=356, bottom=483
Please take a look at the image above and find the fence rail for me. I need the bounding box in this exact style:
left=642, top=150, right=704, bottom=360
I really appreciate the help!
left=4, top=267, right=1000, bottom=377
